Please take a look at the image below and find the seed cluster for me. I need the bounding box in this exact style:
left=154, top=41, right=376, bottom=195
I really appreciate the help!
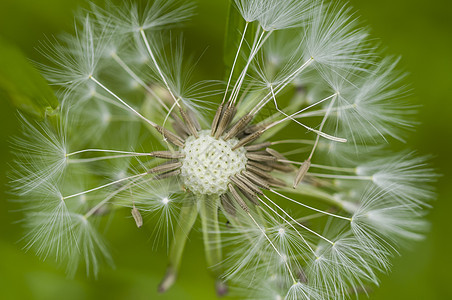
left=180, top=131, right=247, bottom=195
left=148, top=104, right=295, bottom=216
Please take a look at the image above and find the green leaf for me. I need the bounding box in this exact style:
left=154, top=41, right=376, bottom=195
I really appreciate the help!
left=0, top=36, right=58, bottom=119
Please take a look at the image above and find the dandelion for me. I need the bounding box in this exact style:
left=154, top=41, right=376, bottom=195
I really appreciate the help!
left=10, top=0, right=435, bottom=298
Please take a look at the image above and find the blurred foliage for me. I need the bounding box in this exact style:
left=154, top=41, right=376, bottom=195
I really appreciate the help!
left=0, top=0, right=451, bottom=299
left=0, top=37, right=58, bottom=119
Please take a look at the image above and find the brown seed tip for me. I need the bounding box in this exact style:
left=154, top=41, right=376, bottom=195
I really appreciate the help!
left=293, top=159, right=311, bottom=188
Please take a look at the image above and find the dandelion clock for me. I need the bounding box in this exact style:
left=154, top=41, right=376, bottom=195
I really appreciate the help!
left=10, top=0, right=435, bottom=299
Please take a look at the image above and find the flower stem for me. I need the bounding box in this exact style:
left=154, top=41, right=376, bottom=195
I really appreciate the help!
left=198, top=194, right=223, bottom=278
left=159, top=198, right=198, bottom=293
left=199, top=194, right=228, bottom=295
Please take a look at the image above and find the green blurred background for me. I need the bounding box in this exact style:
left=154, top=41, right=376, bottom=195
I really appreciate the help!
left=0, top=0, right=451, bottom=299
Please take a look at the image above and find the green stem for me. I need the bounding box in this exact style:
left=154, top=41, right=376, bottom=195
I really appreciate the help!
left=198, top=194, right=223, bottom=277
left=159, top=197, right=198, bottom=293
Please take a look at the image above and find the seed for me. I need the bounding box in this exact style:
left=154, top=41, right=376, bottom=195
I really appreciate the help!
left=267, top=161, right=294, bottom=172
left=210, top=104, right=224, bottom=136
left=228, top=184, right=249, bottom=213
left=293, top=159, right=311, bottom=188
left=267, top=177, right=287, bottom=188
left=232, top=130, right=264, bottom=150
left=215, top=105, right=236, bottom=138
left=239, top=188, right=260, bottom=206
left=154, top=169, right=181, bottom=180
left=131, top=206, right=143, bottom=228
left=224, top=113, right=253, bottom=140
left=148, top=161, right=182, bottom=174
left=247, top=161, right=274, bottom=172
left=246, top=152, right=277, bottom=162
left=242, top=171, right=270, bottom=190
left=245, top=142, right=272, bottom=151
left=186, top=108, right=201, bottom=131
left=179, top=107, right=199, bottom=138
left=230, top=175, right=256, bottom=196
left=220, top=193, right=236, bottom=216
left=171, top=113, right=190, bottom=139
left=235, top=173, right=263, bottom=195
left=150, top=151, right=185, bottom=159
left=265, top=148, right=287, bottom=161
left=243, top=124, right=265, bottom=135
left=155, top=125, right=185, bottom=147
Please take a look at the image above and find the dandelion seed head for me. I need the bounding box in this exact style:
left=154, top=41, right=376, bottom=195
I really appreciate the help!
left=10, top=0, right=435, bottom=298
